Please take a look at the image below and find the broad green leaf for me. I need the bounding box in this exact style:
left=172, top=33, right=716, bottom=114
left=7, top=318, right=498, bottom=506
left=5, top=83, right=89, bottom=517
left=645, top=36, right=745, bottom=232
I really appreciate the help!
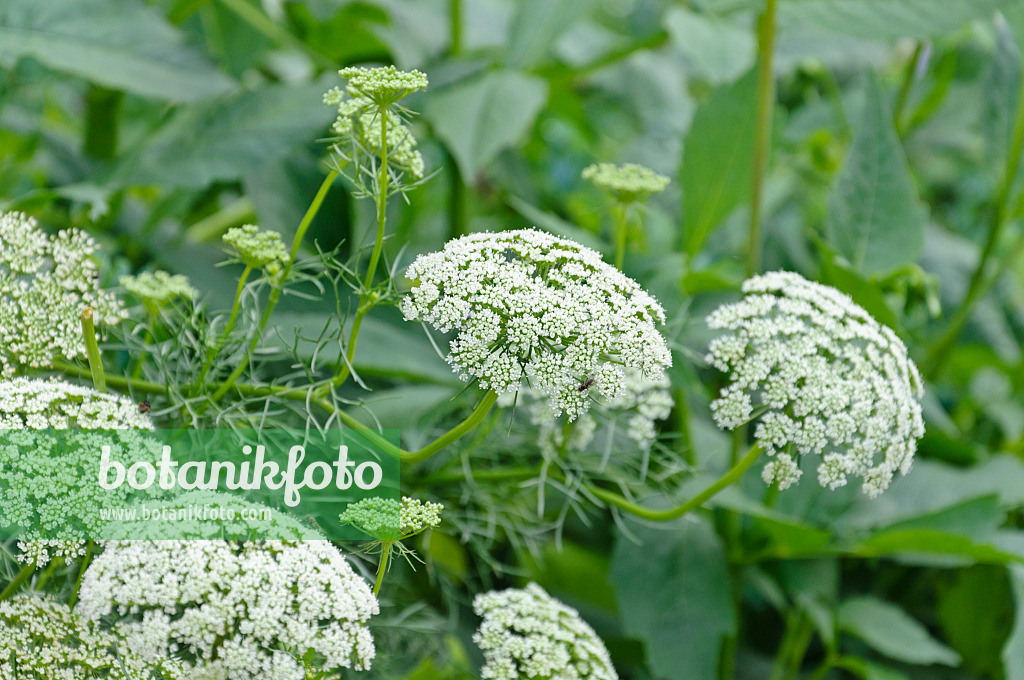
left=611, top=515, right=735, bottom=680
left=936, top=566, right=1014, bottom=677
left=838, top=596, right=961, bottom=666
left=682, top=68, right=757, bottom=256
left=781, top=0, right=1012, bottom=40
left=827, top=76, right=927, bottom=274
left=0, top=0, right=234, bottom=101
left=506, top=0, right=597, bottom=68
left=1006, top=565, right=1024, bottom=680
left=664, top=7, right=755, bottom=84
left=108, top=79, right=335, bottom=188
left=423, top=70, right=548, bottom=178
left=982, top=16, right=1022, bottom=173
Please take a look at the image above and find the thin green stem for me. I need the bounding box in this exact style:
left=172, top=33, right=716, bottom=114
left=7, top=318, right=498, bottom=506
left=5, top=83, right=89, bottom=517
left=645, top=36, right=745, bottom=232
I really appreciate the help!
left=210, top=171, right=338, bottom=402
left=221, top=265, right=253, bottom=343
left=33, top=556, right=63, bottom=591
left=924, top=63, right=1024, bottom=379
left=582, top=444, right=763, bottom=522
left=373, top=545, right=392, bottom=596
left=363, top=108, right=390, bottom=291
left=893, top=43, right=922, bottom=135
left=0, top=562, right=34, bottom=601
left=450, top=0, right=462, bottom=54
left=69, top=541, right=94, bottom=609
left=746, top=0, right=779, bottom=276
left=81, top=308, right=106, bottom=392
left=613, top=202, right=629, bottom=269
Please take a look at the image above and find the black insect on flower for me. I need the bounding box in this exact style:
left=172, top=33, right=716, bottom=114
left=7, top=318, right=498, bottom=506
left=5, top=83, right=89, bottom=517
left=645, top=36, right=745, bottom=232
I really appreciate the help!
left=577, top=376, right=596, bottom=392
left=138, top=400, right=151, bottom=414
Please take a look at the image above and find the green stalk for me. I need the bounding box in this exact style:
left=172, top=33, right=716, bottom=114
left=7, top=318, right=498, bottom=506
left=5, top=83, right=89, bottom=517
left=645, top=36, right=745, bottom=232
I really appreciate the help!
left=69, top=541, right=94, bottom=609
left=893, top=43, right=923, bottom=135
left=613, top=202, right=629, bottom=269
left=210, top=171, right=338, bottom=402
left=745, top=0, right=779, bottom=276
left=81, top=308, right=106, bottom=392
left=316, top=109, right=391, bottom=397
left=372, top=544, right=392, bottom=596
left=924, top=63, right=1024, bottom=379
left=0, top=562, right=34, bottom=601
left=450, top=0, right=462, bottom=54
left=83, top=85, right=123, bottom=160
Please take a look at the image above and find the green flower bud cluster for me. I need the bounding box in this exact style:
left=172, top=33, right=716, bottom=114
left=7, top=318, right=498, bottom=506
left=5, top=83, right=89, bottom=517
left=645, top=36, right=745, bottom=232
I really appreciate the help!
left=223, top=224, right=288, bottom=272
left=120, top=270, right=196, bottom=306
left=582, top=163, right=670, bottom=203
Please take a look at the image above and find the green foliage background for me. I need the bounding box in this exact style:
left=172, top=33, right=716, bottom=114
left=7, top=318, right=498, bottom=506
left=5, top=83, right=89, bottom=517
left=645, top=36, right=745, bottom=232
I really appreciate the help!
left=2, top=0, right=1024, bottom=679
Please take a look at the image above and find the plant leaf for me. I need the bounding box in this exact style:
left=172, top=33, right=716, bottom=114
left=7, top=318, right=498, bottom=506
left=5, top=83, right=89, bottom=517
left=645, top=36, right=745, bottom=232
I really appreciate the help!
left=827, top=76, right=927, bottom=274
left=664, top=7, right=755, bottom=84
left=0, top=0, right=234, bottom=101
left=839, top=596, right=961, bottom=666
left=423, top=69, right=548, bottom=178
left=506, top=0, right=597, bottom=68
left=781, top=0, right=1013, bottom=40
left=681, top=68, right=758, bottom=256
left=611, top=515, right=736, bottom=680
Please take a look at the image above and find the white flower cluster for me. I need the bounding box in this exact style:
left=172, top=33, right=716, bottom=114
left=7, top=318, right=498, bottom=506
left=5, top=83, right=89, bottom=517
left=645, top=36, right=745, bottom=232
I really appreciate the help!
left=581, top=163, right=670, bottom=203
left=0, top=378, right=156, bottom=566
left=121, top=270, right=196, bottom=305
left=508, top=368, right=673, bottom=458
left=78, top=540, right=379, bottom=679
left=402, top=229, right=672, bottom=420
left=473, top=583, right=618, bottom=680
left=339, top=496, right=444, bottom=541
left=706, top=271, right=925, bottom=497
left=0, top=211, right=125, bottom=377
left=0, top=594, right=187, bottom=679
left=324, top=85, right=425, bottom=179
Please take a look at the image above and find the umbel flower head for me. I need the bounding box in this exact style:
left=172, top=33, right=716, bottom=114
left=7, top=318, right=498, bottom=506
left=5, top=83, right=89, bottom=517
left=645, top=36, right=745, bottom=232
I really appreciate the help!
left=339, top=496, right=444, bottom=542
left=0, top=594, right=187, bottom=679
left=223, top=224, right=288, bottom=272
left=706, top=271, right=925, bottom=497
left=582, top=163, right=670, bottom=203
left=120, top=270, right=196, bottom=306
left=0, top=378, right=156, bottom=566
left=402, top=229, right=672, bottom=420
left=78, top=539, right=379, bottom=680
left=0, top=211, right=125, bottom=377
left=324, top=84, right=425, bottom=180
left=473, top=583, right=618, bottom=680
left=337, top=65, right=427, bottom=107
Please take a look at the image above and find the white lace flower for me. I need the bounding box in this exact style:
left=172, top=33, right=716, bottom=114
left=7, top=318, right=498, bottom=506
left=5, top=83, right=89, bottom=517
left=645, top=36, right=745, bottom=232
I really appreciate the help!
left=402, top=229, right=672, bottom=421
left=0, top=594, right=187, bottom=679
left=78, top=539, right=379, bottom=680
left=0, top=211, right=125, bottom=377
left=473, top=583, right=618, bottom=680
left=0, top=378, right=155, bottom=566
left=706, top=271, right=925, bottom=497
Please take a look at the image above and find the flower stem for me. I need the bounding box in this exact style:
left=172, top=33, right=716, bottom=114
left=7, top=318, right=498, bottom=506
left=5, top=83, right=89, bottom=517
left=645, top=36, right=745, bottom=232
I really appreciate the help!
left=450, top=0, right=462, bottom=54
left=372, top=544, right=392, bottom=596
left=80, top=308, right=106, bottom=392
left=221, top=265, right=253, bottom=343
left=924, top=63, right=1024, bottom=379
left=745, top=0, right=779, bottom=277
left=69, top=540, right=94, bottom=609
left=587, top=444, right=763, bottom=521
left=317, top=112, right=391, bottom=396
left=0, top=562, right=34, bottom=601
left=210, top=171, right=338, bottom=402
left=613, top=202, right=629, bottom=269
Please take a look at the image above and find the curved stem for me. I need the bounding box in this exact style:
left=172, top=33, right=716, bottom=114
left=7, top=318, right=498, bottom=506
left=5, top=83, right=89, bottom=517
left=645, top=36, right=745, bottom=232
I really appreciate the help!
left=220, top=265, right=253, bottom=343
left=363, top=108, right=390, bottom=292
left=69, top=540, right=94, bottom=609
left=80, top=308, right=106, bottom=392
left=745, top=0, right=779, bottom=276
left=585, top=444, right=763, bottom=521
left=210, top=171, right=338, bottom=401
left=0, top=562, right=34, bottom=601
